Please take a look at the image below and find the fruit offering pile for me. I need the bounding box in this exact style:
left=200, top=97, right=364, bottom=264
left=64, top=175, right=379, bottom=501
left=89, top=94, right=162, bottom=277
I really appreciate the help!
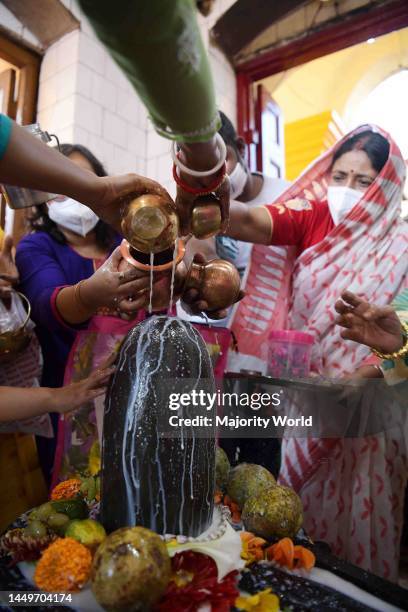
left=0, top=454, right=316, bottom=611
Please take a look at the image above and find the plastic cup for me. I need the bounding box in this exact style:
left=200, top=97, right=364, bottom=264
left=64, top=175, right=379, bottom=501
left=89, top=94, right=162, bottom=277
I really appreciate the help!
left=267, top=330, right=314, bottom=378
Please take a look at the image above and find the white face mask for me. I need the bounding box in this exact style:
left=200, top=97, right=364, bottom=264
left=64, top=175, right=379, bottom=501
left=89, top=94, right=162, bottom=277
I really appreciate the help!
left=229, top=161, right=247, bottom=199
left=327, top=186, right=362, bottom=225
left=48, top=197, right=99, bottom=237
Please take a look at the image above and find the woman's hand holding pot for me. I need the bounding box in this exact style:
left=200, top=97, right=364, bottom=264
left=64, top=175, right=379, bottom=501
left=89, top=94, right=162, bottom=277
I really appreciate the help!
left=80, top=246, right=151, bottom=313
left=87, top=174, right=172, bottom=235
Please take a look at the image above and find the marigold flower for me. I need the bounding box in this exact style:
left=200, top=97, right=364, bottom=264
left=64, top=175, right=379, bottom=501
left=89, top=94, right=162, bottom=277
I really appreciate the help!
left=235, top=588, right=279, bottom=612
left=265, top=537, right=315, bottom=571
left=34, top=537, right=92, bottom=592
left=50, top=478, right=82, bottom=501
left=240, top=532, right=267, bottom=565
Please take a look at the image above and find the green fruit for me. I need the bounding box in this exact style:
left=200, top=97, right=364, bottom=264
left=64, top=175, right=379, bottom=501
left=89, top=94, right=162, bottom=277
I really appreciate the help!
left=50, top=498, right=89, bottom=520
left=24, top=520, right=47, bottom=539
left=227, top=463, right=276, bottom=509
left=65, top=519, right=106, bottom=549
left=47, top=512, right=70, bottom=530
left=35, top=503, right=54, bottom=521
left=215, top=447, right=230, bottom=491
left=242, top=485, right=303, bottom=540
left=80, top=476, right=98, bottom=502
left=91, top=527, right=171, bottom=611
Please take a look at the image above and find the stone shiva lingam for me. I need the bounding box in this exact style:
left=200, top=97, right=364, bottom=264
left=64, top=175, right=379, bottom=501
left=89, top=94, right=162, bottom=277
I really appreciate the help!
left=100, top=316, right=217, bottom=537
left=119, top=193, right=241, bottom=312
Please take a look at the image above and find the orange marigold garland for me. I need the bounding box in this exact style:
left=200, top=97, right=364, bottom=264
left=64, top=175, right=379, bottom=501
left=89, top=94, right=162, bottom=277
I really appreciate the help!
left=34, top=537, right=92, bottom=592
left=50, top=479, right=82, bottom=501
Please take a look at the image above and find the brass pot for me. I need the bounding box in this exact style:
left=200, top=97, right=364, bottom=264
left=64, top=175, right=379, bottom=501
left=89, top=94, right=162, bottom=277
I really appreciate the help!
left=121, top=194, right=179, bottom=254
left=0, top=292, right=32, bottom=363
left=191, top=194, right=222, bottom=239
left=184, top=259, right=241, bottom=311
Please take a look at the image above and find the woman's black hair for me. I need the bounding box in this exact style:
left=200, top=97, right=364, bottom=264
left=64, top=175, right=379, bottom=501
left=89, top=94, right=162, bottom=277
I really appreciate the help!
left=332, top=130, right=390, bottom=173
left=29, top=144, right=116, bottom=250
left=218, top=111, right=240, bottom=154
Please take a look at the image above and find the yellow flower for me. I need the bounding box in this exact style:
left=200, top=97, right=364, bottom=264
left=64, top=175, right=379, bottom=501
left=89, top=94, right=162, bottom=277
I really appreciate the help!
left=88, top=441, right=101, bottom=476
left=240, top=532, right=266, bottom=565
left=236, top=588, right=279, bottom=612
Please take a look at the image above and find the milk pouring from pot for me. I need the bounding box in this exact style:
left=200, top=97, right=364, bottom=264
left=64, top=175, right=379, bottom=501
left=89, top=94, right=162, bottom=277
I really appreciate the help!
left=119, top=194, right=241, bottom=312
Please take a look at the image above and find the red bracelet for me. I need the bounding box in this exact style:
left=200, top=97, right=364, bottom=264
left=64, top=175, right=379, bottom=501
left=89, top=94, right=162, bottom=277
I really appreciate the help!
left=172, top=162, right=226, bottom=195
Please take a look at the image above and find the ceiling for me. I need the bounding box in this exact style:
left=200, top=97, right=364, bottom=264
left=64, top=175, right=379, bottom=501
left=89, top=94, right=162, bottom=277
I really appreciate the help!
left=211, top=0, right=307, bottom=58
left=211, top=0, right=396, bottom=65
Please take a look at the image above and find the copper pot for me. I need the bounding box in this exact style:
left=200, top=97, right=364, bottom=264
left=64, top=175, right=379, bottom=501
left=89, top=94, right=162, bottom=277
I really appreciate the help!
left=183, top=259, right=241, bottom=311
left=191, top=194, right=222, bottom=239
left=120, top=238, right=185, bottom=273
left=118, top=247, right=241, bottom=314
left=118, top=243, right=187, bottom=312
left=121, top=194, right=179, bottom=254
left=0, top=292, right=32, bottom=363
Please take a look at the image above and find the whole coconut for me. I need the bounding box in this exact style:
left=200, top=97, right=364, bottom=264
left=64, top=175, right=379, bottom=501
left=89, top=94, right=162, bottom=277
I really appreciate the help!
left=91, top=526, right=171, bottom=611
left=215, top=446, right=230, bottom=491
left=242, top=485, right=303, bottom=540
left=226, top=463, right=276, bottom=509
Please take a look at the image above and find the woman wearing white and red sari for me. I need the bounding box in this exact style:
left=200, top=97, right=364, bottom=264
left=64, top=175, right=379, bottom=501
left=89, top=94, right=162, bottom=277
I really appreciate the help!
left=218, top=125, right=408, bottom=581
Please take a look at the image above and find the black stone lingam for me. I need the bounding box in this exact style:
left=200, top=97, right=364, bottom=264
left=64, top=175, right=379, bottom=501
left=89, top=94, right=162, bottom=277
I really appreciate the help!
left=100, top=316, right=216, bottom=537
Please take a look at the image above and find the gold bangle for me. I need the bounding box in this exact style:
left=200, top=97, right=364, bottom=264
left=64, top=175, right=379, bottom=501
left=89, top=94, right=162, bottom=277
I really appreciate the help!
left=370, top=320, right=408, bottom=360
left=74, top=280, right=93, bottom=312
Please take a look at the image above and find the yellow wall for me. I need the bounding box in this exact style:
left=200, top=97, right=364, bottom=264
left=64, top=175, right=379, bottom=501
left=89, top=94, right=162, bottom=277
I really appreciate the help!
left=261, top=29, right=408, bottom=127
left=285, top=111, right=344, bottom=180
left=260, top=28, right=408, bottom=179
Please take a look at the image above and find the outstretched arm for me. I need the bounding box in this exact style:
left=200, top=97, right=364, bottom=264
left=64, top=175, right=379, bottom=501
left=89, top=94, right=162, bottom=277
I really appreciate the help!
left=0, top=115, right=169, bottom=234
left=225, top=202, right=273, bottom=245
left=0, top=364, right=114, bottom=423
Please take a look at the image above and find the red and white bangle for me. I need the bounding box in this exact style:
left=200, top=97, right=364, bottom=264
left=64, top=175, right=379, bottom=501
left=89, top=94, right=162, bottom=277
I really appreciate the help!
left=171, top=133, right=227, bottom=178
left=172, top=162, right=226, bottom=195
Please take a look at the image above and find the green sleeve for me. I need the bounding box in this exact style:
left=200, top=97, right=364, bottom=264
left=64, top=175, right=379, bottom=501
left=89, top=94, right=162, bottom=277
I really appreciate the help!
left=78, top=0, right=220, bottom=143
left=0, top=114, right=12, bottom=160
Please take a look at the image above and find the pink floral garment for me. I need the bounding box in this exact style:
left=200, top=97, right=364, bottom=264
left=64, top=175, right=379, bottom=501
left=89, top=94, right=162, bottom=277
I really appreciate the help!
left=51, top=314, right=144, bottom=487
left=233, top=124, right=408, bottom=581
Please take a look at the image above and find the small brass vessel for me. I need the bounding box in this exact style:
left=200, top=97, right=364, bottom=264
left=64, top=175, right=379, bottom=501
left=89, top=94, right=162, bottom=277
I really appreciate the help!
left=191, top=194, right=222, bottom=239
left=184, top=259, right=241, bottom=311
left=121, top=194, right=179, bottom=254
left=0, top=292, right=32, bottom=363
